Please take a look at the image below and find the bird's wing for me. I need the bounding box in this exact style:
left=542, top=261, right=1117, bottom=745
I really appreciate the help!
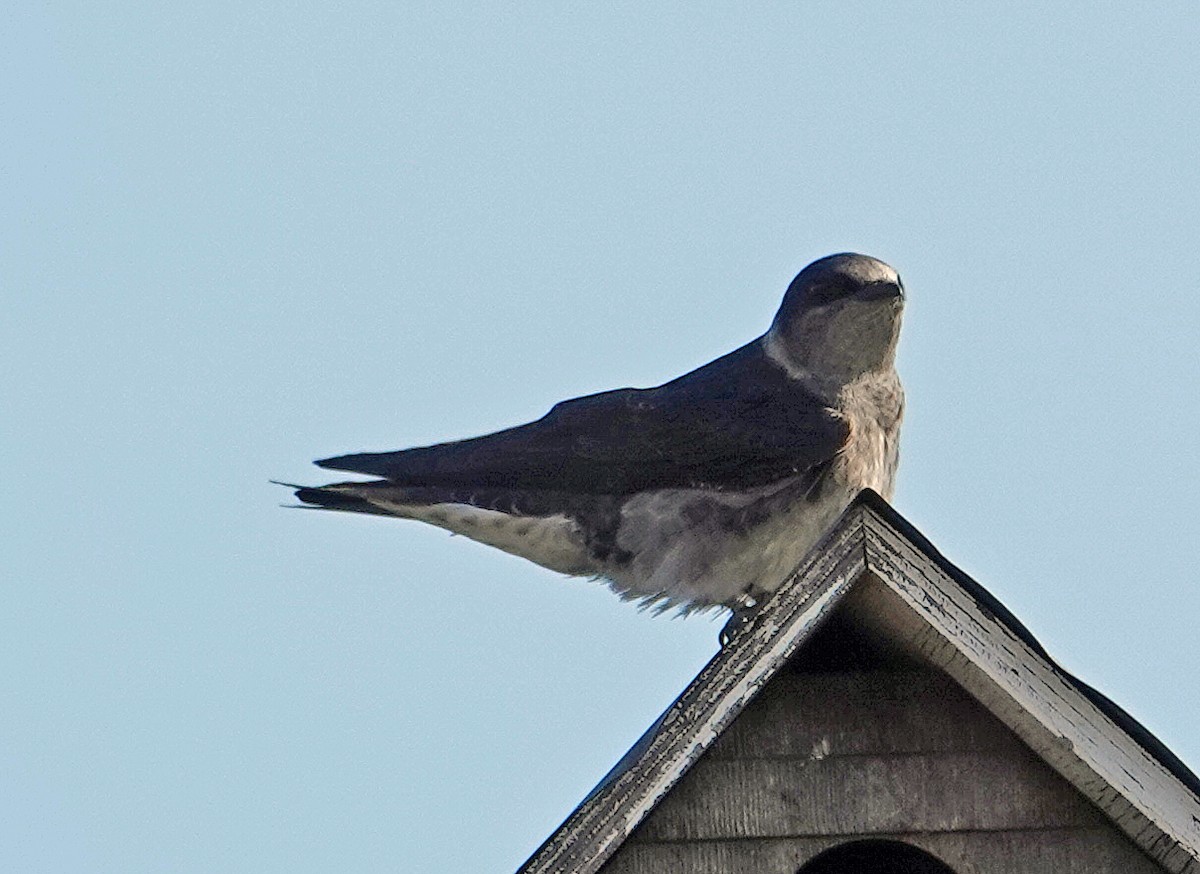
left=316, top=342, right=848, bottom=495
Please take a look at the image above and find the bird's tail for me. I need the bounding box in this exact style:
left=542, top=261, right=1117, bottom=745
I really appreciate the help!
left=278, top=480, right=410, bottom=517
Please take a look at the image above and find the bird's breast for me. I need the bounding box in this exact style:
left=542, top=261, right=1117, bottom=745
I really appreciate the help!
left=830, top=370, right=904, bottom=500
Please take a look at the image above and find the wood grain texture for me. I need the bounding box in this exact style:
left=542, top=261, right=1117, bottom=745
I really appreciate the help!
left=707, top=668, right=1026, bottom=760
left=601, top=829, right=1163, bottom=874
left=633, top=750, right=1104, bottom=840
left=632, top=667, right=1107, bottom=845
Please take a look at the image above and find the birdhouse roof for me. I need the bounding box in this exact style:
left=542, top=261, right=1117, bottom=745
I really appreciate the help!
left=516, top=491, right=1200, bottom=874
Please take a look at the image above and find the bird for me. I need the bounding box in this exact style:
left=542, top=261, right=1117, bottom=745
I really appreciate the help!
left=291, top=253, right=905, bottom=614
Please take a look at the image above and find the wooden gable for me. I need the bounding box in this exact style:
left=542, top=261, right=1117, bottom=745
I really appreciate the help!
left=517, top=492, right=1200, bottom=874
left=601, top=602, right=1164, bottom=873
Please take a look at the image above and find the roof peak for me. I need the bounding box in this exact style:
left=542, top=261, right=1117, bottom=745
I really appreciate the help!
left=517, top=492, right=1200, bottom=874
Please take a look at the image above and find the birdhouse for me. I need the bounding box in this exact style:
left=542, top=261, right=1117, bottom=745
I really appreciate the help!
left=516, top=492, right=1200, bottom=874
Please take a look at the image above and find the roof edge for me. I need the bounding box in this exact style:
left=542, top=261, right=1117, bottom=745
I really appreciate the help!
left=858, top=497, right=1200, bottom=874
left=853, top=490, right=1200, bottom=799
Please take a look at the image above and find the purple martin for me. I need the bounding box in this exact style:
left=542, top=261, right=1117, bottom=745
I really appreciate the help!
left=292, top=253, right=905, bottom=613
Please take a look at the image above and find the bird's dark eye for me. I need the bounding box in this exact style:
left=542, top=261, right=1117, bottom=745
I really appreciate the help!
left=806, top=280, right=849, bottom=306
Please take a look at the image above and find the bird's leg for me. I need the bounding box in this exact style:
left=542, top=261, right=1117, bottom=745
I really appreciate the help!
left=719, top=591, right=762, bottom=647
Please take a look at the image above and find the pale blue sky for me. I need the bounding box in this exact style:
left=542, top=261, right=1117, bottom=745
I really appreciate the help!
left=4, top=4, right=1199, bottom=872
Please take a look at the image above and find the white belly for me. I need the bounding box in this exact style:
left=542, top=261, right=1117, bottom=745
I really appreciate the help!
left=602, top=478, right=860, bottom=612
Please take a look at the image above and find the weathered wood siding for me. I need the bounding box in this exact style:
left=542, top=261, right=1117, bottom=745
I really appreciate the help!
left=600, top=665, right=1163, bottom=874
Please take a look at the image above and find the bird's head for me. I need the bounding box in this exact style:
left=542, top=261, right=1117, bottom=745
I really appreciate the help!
left=764, top=253, right=904, bottom=390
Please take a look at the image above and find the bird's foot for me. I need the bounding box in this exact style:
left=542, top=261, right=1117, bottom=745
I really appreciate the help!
left=719, top=593, right=762, bottom=647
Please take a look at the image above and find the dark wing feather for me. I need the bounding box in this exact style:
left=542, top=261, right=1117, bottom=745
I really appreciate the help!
left=316, top=342, right=847, bottom=495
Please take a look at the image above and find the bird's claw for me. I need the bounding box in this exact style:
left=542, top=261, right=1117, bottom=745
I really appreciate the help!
left=719, top=593, right=762, bottom=647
